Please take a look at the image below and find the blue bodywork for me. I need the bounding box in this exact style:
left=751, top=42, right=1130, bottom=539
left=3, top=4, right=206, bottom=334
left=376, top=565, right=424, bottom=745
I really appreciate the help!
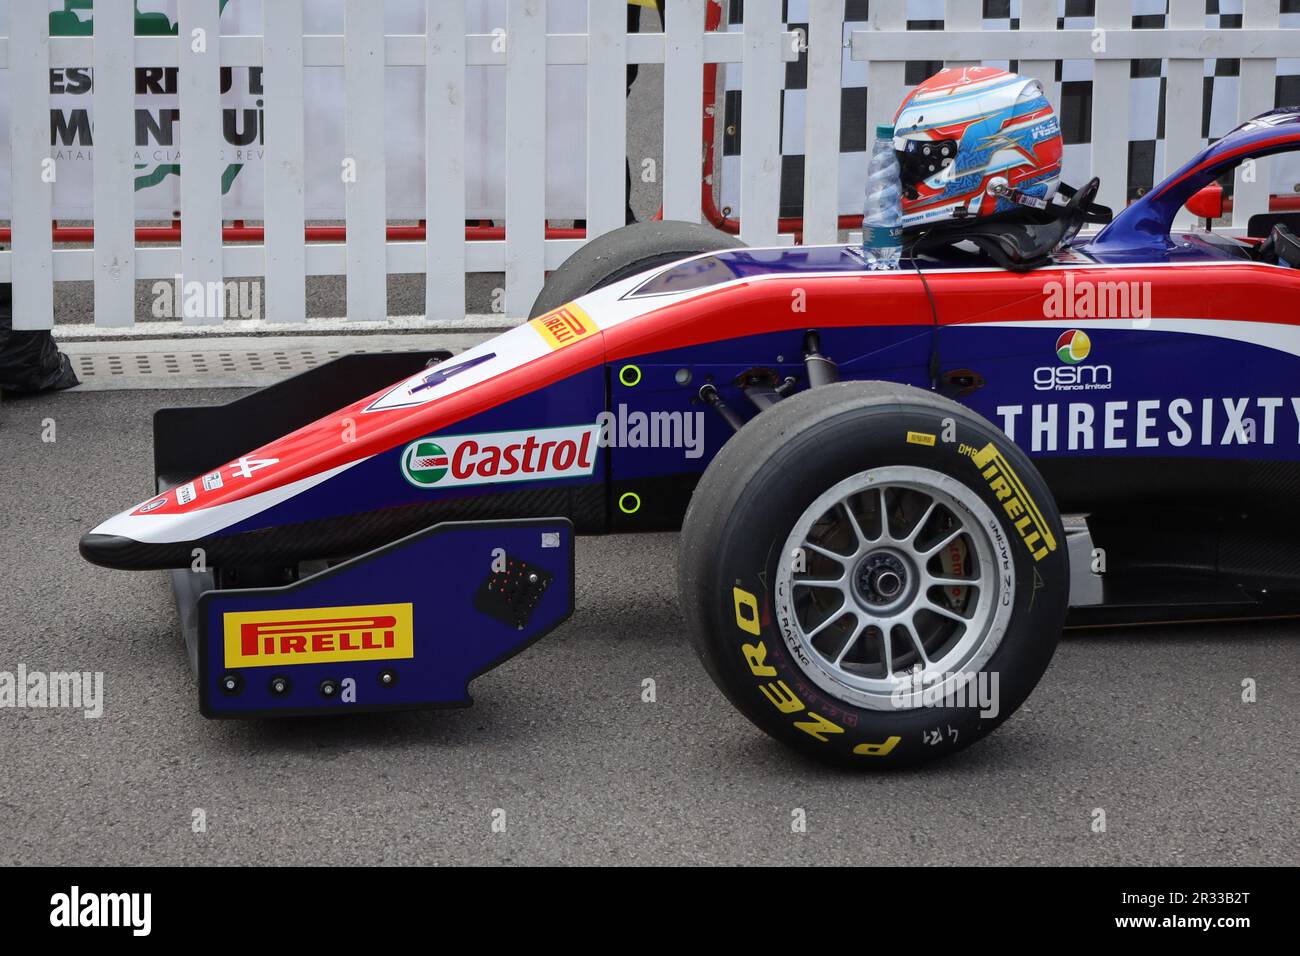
left=1087, top=107, right=1300, bottom=259
left=198, top=519, right=575, bottom=716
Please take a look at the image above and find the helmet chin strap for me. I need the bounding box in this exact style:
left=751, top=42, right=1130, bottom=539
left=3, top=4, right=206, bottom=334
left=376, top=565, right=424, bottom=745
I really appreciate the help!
left=907, top=175, right=1114, bottom=274
left=985, top=176, right=1051, bottom=211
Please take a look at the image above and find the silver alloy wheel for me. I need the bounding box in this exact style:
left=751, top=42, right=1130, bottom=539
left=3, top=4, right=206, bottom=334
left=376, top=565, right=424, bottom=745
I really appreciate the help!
left=773, top=466, right=1015, bottom=712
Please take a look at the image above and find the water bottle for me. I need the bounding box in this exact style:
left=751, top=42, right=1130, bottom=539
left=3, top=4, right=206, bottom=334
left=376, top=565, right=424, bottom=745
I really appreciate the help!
left=863, top=124, right=903, bottom=270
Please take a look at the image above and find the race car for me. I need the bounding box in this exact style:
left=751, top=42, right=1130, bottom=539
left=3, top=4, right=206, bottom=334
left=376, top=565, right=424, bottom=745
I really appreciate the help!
left=80, top=69, right=1300, bottom=766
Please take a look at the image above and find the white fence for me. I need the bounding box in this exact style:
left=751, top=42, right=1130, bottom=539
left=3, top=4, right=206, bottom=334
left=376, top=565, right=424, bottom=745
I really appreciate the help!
left=2, top=0, right=1298, bottom=329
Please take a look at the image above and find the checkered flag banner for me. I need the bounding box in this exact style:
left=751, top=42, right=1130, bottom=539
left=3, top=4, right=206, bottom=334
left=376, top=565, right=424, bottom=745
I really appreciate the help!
left=721, top=0, right=1300, bottom=220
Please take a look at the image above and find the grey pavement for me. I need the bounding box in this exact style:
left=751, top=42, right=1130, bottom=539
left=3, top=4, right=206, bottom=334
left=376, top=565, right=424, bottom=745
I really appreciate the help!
left=1, top=385, right=1297, bottom=866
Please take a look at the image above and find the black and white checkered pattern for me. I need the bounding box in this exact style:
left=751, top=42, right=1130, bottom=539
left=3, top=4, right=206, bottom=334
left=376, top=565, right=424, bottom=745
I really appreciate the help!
left=721, top=0, right=1300, bottom=219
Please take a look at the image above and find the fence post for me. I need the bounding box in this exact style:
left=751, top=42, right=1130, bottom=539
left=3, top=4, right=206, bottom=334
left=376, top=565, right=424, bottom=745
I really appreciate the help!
left=505, top=0, right=547, bottom=316
left=178, top=0, right=225, bottom=324
left=92, top=0, right=136, bottom=328
left=802, top=0, right=845, bottom=245
left=1165, top=0, right=1205, bottom=229
left=9, top=2, right=54, bottom=330
left=1233, top=0, right=1282, bottom=230
left=944, top=0, right=980, bottom=69
left=1018, top=0, right=1060, bottom=113
left=865, top=0, right=906, bottom=143
left=586, top=0, right=629, bottom=241
left=263, top=0, right=307, bottom=324
left=739, top=0, right=782, bottom=244
left=344, top=0, right=387, bottom=321
left=426, top=0, right=467, bottom=321
left=1091, top=0, right=1131, bottom=214
left=663, top=0, right=706, bottom=223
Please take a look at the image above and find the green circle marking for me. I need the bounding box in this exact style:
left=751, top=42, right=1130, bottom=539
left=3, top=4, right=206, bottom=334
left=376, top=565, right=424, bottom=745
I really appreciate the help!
left=618, top=492, right=642, bottom=514
left=619, top=364, right=642, bottom=387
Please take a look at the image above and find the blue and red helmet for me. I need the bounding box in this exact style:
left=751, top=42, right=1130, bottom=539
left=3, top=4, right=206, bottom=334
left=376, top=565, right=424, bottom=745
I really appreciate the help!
left=893, top=67, right=1064, bottom=228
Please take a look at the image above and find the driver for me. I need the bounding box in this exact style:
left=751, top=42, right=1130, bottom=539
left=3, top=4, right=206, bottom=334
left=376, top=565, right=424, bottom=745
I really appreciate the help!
left=893, top=67, right=1111, bottom=270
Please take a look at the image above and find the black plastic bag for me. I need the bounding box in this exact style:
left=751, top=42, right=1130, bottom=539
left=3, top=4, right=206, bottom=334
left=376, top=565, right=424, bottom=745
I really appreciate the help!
left=0, top=283, right=80, bottom=397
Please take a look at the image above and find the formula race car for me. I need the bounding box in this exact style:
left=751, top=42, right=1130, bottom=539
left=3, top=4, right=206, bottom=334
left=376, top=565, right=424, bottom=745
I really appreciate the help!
left=81, top=73, right=1300, bottom=766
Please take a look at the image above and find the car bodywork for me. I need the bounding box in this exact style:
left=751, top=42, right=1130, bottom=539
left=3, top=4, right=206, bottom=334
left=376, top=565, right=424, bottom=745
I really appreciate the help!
left=80, top=110, right=1300, bottom=713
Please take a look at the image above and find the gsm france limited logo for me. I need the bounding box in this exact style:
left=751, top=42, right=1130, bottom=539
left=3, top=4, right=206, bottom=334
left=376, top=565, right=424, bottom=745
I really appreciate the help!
left=1055, top=329, right=1091, bottom=364
left=1035, top=329, right=1112, bottom=392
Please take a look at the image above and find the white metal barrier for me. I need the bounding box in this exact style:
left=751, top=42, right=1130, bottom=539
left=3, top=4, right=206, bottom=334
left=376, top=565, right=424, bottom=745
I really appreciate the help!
left=2, top=0, right=1297, bottom=329
left=850, top=0, right=1293, bottom=226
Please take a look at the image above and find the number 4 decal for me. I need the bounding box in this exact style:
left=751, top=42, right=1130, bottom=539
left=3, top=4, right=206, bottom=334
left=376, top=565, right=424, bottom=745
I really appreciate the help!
left=231, top=456, right=279, bottom=479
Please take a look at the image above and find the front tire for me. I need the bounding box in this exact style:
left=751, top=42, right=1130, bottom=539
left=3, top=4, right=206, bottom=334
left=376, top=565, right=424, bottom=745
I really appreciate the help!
left=678, top=381, right=1069, bottom=767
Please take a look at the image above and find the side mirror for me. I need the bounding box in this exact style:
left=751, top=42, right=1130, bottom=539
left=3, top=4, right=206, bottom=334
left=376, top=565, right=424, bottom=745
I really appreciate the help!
left=1186, top=182, right=1224, bottom=221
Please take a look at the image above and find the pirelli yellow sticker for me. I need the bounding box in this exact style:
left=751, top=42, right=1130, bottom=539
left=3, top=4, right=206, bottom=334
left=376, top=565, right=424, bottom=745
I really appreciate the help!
left=529, top=303, right=598, bottom=351
left=223, top=603, right=415, bottom=668
left=971, top=442, right=1057, bottom=562
left=907, top=431, right=937, bottom=447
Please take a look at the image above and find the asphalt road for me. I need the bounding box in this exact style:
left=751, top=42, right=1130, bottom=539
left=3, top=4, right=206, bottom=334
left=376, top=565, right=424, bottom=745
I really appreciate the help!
left=2, top=386, right=1298, bottom=866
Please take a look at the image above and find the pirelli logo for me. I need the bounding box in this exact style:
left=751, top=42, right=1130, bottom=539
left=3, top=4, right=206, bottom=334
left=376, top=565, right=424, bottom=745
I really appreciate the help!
left=222, top=604, right=415, bottom=668
left=971, top=443, right=1057, bottom=562
left=529, top=303, right=597, bottom=351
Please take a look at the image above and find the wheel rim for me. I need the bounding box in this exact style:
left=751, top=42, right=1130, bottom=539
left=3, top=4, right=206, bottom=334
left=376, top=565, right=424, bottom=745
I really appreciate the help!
left=774, top=466, right=1015, bottom=712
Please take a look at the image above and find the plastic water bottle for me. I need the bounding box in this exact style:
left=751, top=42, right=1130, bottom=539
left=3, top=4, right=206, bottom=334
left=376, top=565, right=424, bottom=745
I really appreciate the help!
left=862, top=124, right=903, bottom=270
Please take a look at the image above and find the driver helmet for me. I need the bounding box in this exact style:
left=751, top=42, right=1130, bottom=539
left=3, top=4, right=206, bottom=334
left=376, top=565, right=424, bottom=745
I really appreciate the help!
left=893, top=66, right=1064, bottom=228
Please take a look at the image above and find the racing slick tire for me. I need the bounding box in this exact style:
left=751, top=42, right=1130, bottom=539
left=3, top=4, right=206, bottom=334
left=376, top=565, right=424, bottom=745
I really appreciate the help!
left=529, top=220, right=746, bottom=318
left=678, top=381, right=1069, bottom=768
